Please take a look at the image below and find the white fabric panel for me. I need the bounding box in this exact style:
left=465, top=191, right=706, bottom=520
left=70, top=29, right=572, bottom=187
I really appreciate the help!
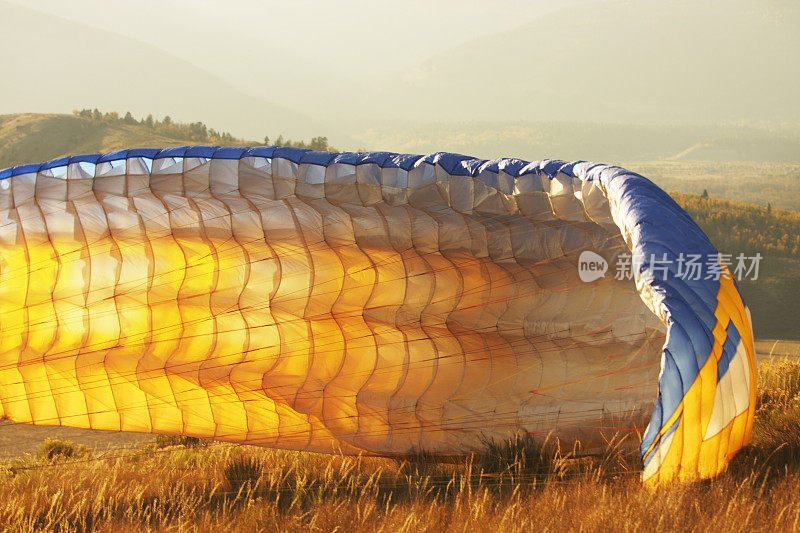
left=704, top=339, right=751, bottom=439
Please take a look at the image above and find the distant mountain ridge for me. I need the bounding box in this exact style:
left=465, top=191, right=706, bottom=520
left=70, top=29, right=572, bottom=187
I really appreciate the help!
left=365, top=0, right=800, bottom=126
left=354, top=121, right=800, bottom=165
left=0, top=1, right=318, bottom=141
left=5, top=0, right=799, bottom=141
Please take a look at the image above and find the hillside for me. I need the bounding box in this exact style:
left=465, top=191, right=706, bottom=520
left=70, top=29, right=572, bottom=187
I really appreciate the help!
left=629, top=161, right=800, bottom=211
left=0, top=1, right=317, bottom=141
left=673, top=194, right=800, bottom=339
left=0, top=113, right=225, bottom=169
left=0, top=112, right=339, bottom=170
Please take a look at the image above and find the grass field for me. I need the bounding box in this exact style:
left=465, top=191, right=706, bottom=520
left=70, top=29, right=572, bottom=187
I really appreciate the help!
left=1, top=357, right=799, bottom=532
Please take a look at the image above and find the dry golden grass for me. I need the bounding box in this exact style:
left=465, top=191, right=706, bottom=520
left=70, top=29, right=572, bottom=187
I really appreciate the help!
left=1, top=359, right=800, bottom=532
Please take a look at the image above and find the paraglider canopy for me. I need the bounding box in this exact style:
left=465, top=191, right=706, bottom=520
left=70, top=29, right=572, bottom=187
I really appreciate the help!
left=0, top=147, right=755, bottom=483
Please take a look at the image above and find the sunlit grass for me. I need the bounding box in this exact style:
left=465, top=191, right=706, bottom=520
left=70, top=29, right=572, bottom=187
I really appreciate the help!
left=2, top=359, right=800, bottom=531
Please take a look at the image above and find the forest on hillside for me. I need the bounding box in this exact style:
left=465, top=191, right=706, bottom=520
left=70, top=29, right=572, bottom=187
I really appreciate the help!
left=674, top=193, right=800, bottom=258
left=635, top=162, right=800, bottom=212
left=71, top=109, right=333, bottom=152
left=0, top=111, right=337, bottom=171
left=672, top=193, right=800, bottom=340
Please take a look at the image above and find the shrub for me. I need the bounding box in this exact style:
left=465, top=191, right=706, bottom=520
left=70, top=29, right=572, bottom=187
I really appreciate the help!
left=154, top=434, right=204, bottom=448
left=36, top=438, right=90, bottom=462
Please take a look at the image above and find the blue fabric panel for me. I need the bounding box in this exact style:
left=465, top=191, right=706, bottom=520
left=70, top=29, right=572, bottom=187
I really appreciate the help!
left=244, top=146, right=276, bottom=158
left=538, top=159, right=569, bottom=178
left=69, top=154, right=101, bottom=165
left=332, top=152, right=358, bottom=165
left=430, top=152, right=474, bottom=175
left=641, top=398, right=664, bottom=464
left=422, top=152, right=468, bottom=167
left=42, top=157, right=70, bottom=170
left=518, top=161, right=542, bottom=177
left=574, top=161, right=605, bottom=179
left=358, top=151, right=394, bottom=166
left=156, top=146, right=188, bottom=159
left=666, top=317, right=707, bottom=392
left=458, top=156, right=488, bottom=177
left=273, top=146, right=308, bottom=163
left=299, top=150, right=336, bottom=166
left=479, top=159, right=502, bottom=173
left=656, top=272, right=718, bottom=334
left=185, top=146, right=217, bottom=158
left=496, top=158, right=530, bottom=177
left=717, top=322, right=742, bottom=381
left=385, top=153, right=422, bottom=171
left=213, top=147, right=247, bottom=159
left=560, top=160, right=594, bottom=178
left=97, top=150, right=129, bottom=163
left=128, top=148, right=160, bottom=158
left=641, top=346, right=684, bottom=461
left=11, top=164, right=40, bottom=176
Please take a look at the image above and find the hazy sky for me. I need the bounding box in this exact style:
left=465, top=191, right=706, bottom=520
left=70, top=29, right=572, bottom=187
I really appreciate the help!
left=3, top=0, right=798, bottom=147
left=0, top=0, right=592, bottom=139
left=7, top=0, right=586, bottom=77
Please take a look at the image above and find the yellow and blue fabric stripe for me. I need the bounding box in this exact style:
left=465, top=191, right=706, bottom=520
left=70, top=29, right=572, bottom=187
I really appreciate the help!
left=524, top=161, right=755, bottom=482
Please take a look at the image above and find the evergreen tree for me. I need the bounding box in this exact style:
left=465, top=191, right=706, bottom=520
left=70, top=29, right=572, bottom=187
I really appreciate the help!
left=309, top=136, right=329, bottom=151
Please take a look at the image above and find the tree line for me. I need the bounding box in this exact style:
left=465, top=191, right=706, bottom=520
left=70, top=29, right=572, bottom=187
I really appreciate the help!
left=72, top=109, right=333, bottom=151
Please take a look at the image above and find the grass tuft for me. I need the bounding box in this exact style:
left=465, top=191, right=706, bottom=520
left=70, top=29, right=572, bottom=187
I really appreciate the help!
left=223, top=455, right=262, bottom=493
left=394, top=449, right=444, bottom=479
left=477, top=433, right=557, bottom=481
